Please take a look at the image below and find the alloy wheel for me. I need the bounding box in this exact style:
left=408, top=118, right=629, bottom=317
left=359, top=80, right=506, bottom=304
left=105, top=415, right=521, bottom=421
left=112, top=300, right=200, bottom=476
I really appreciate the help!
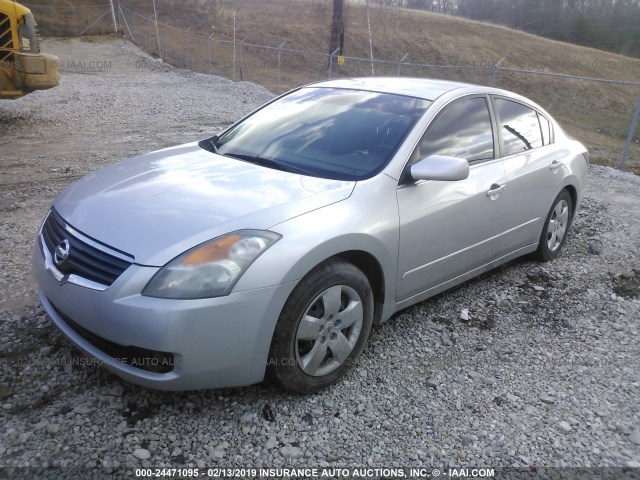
left=547, top=199, right=569, bottom=252
left=295, top=284, right=363, bottom=377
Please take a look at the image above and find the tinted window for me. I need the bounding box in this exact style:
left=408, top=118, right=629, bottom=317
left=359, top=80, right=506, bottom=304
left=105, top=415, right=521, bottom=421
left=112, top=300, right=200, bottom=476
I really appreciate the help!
left=203, top=87, right=431, bottom=181
left=495, top=99, right=543, bottom=156
left=538, top=112, right=551, bottom=145
left=411, top=97, right=494, bottom=164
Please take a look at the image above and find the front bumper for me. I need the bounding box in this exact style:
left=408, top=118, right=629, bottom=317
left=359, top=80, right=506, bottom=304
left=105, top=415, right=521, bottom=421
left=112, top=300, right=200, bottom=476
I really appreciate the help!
left=33, top=237, right=297, bottom=390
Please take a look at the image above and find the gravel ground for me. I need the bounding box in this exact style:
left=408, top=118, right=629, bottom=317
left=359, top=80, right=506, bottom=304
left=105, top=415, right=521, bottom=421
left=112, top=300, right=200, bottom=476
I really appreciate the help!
left=1, top=37, right=640, bottom=477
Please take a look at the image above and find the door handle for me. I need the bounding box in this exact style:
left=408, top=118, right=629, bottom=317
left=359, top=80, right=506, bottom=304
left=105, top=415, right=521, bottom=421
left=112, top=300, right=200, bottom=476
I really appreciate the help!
left=486, top=183, right=506, bottom=198
left=549, top=160, right=563, bottom=171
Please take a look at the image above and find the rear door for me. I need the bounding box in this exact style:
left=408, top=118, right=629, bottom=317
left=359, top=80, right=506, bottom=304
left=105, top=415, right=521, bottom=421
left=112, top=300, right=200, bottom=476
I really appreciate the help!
left=396, top=95, right=509, bottom=301
left=490, top=96, right=566, bottom=252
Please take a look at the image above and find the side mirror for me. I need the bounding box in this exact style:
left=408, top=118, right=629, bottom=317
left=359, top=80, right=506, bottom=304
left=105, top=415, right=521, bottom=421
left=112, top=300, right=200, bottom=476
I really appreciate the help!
left=409, top=155, right=470, bottom=182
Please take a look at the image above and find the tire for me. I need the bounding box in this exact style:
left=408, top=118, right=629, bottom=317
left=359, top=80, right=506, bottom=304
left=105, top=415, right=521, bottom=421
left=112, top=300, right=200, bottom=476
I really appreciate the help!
left=535, top=190, right=573, bottom=262
left=267, top=259, right=374, bottom=393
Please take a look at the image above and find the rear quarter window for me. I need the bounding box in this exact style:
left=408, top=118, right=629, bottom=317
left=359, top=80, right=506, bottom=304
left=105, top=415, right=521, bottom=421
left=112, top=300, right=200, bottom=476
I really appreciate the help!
left=538, top=112, right=552, bottom=145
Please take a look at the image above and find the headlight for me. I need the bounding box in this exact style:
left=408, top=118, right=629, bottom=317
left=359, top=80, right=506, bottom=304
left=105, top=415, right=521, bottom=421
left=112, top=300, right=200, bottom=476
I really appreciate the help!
left=142, top=230, right=281, bottom=299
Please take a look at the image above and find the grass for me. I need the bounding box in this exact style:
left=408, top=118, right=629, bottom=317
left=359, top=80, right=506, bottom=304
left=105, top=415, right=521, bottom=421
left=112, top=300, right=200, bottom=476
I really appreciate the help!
left=30, top=0, right=640, bottom=172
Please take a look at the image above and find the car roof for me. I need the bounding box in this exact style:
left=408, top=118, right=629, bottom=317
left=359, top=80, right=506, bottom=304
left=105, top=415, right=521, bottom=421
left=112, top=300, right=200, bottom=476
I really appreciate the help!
left=311, top=77, right=473, bottom=101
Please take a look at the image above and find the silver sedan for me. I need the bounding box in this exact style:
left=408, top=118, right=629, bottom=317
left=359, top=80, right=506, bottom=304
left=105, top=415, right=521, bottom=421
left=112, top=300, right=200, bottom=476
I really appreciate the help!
left=33, top=78, right=588, bottom=393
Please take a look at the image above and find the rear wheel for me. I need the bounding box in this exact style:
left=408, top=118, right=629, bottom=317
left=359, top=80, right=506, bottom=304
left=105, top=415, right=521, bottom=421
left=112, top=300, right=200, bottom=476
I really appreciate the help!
left=268, top=259, right=373, bottom=393
left=536, top=190, right=573, bottom=261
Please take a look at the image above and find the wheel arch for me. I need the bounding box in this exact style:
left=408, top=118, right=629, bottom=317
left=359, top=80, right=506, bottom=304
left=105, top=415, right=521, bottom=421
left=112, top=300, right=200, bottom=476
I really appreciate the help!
left=562, top=183, right=578, bottom=222
left=332, top=250, right=386, bottom=325
left=269, top=232, right=396, bottom=326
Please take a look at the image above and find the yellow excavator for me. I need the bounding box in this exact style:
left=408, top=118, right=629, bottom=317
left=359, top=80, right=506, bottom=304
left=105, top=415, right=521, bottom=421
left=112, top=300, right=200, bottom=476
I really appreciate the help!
left=0, top=0, right=59, bottom=99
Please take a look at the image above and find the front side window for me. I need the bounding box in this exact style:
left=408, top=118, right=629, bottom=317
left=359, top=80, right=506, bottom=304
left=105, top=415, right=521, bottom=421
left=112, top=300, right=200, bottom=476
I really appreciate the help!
left=410, top=97, right=495, bottom=165
left=495, top=98, right=544, bottom=156
left=201, top=87, right=431, bottom=181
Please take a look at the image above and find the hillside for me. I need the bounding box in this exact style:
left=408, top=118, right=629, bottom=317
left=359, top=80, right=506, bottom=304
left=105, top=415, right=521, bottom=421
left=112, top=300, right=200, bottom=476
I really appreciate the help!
left=29, top=0, right=640, bottom=171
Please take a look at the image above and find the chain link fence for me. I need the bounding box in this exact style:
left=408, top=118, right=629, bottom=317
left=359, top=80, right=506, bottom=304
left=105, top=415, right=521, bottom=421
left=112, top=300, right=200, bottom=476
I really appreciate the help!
left=23, top=1, right=640, bottom=172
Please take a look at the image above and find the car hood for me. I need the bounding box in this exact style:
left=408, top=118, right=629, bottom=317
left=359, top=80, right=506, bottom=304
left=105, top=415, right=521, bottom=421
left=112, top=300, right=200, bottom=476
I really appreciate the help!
left=53, top=142, right=355, bottom=266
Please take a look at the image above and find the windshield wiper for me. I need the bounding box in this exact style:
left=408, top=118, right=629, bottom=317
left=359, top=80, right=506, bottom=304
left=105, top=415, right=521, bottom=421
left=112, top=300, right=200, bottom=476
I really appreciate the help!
left=224, top=152, right=317, bottom=177
left=199, top=140, right=318, bottom=177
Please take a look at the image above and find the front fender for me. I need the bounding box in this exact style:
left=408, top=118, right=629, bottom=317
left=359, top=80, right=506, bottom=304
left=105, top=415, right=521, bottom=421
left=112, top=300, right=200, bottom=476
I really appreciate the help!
left=233, top=175, right=400, bottom=319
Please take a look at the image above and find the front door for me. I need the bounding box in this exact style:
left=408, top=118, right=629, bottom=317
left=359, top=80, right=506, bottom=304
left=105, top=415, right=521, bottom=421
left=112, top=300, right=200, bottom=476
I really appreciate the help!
left=396, top=96, right=508, bottom=301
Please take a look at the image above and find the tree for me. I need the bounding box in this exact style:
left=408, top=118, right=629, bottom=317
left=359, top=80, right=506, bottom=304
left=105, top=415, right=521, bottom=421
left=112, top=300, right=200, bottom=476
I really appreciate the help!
left=453, top=0, right=640, bottom=57
left=329, top=0, right=346, bottom=57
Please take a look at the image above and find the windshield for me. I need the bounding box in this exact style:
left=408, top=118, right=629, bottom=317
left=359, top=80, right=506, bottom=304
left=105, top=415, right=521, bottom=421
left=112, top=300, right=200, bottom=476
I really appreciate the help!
left=200, top=87, right=431, bottom=181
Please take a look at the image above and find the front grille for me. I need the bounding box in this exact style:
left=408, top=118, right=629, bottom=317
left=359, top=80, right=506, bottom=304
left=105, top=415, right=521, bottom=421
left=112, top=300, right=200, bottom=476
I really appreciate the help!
left=41, top=209, right=133, bottom=287
left=50, top=300, right=175, bottom=374
left=0, top=13, right=14, bottom=63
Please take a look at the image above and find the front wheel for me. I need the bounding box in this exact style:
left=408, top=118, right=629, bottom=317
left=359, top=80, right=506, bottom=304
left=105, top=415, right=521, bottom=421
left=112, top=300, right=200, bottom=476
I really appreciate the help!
left=536, top=190, right=573, bottom=261
left=268, top=259, right=373, bottom=393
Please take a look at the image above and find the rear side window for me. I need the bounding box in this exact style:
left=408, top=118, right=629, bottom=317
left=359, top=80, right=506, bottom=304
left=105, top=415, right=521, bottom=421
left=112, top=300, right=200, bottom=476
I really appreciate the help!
left=411, top=97, right=494, bottom=164
left=495, top=99, right=543, bottom=156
